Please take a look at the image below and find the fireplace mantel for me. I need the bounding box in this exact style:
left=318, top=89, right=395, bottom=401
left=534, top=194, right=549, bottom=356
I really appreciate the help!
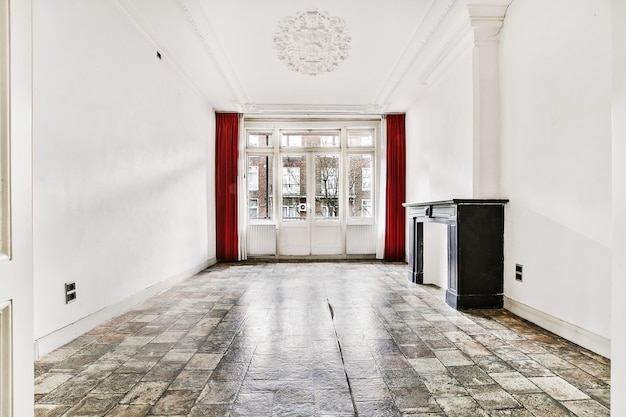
left=403, top=199, right=508, bottom=310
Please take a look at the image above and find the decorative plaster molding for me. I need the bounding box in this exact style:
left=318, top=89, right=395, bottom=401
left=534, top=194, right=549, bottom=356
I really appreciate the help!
left=468, top=2, right=512, bottom=44
left=273, top=9, right=351, bottom=76
left=373, top=0, right=458, bottom=106
left=174, top=0, right=249, bottom=103
left=236, top=103, right=383, bottom=115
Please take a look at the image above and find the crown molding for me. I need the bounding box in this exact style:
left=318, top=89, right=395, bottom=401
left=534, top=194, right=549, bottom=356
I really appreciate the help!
left=236, top=103, right=384, bottom=116
left=373, top=0, right=458, bottom=107
left=113, top=0, right=209, bottom=102
left=175, top=0, right=249, bottom=103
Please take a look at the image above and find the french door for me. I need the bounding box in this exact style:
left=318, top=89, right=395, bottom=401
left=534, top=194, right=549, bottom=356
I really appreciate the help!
left=278, top=152, right=343, bottom=255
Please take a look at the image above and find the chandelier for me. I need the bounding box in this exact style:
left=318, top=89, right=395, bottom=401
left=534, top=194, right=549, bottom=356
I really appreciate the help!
left=273, top=9, right=351, bottom=76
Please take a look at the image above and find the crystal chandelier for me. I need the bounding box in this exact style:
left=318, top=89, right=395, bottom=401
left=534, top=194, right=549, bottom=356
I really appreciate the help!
left=273, top=9, right=351, bottom=76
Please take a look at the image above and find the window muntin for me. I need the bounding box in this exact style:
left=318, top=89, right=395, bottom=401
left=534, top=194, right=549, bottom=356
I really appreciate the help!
left=247, top=155, right=273, bottom=220
left=348, top=154, right=373, bottom=218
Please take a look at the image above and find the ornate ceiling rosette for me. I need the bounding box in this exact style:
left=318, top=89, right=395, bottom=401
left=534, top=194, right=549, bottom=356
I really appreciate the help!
left=273, top=9, right=352, bottom=76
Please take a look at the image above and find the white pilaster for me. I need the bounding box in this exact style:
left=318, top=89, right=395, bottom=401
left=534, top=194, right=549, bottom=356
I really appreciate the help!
left=468, top=2, right=511, bottom=198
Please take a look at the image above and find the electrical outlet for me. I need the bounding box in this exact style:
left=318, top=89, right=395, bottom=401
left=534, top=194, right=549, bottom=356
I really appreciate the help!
left=515, top=264, right=523, bottom=282
left=65, top=281, right=77, bottom=304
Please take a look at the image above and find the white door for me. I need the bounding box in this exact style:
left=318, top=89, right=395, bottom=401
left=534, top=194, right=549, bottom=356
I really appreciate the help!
left=278, top=153, right=343, bottom=256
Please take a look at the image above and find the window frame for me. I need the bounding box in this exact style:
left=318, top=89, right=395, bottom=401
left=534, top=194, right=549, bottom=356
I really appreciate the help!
left=243, top=121, right=379, bottom=227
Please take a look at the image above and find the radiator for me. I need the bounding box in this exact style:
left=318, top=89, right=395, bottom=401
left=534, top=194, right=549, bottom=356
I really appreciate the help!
left=346, top=224, right=377, bottom=254
left=247, top=224, right=276, bottom=255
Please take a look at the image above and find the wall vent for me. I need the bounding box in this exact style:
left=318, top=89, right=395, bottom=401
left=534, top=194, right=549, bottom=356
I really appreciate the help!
left=515, top=264, right=523, bottom=281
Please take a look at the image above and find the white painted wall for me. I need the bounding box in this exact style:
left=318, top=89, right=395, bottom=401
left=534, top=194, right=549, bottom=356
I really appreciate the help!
left=32, top=0, right=216, bottom=355
left=405, top=0, right=612, bottom=357
left=405, top=49, right=473, bottom=288
left=499, top=0, right=612, bottom=355
left=611, top=0, right=626, bottom=412
left=0, top=0, right=34, bottom=415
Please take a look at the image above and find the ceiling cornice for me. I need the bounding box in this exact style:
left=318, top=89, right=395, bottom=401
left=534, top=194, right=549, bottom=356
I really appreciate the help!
left=175, top=0, right=249, bottom=104
left=113, top=0, right=210, bottom=102
left=373, top=0, right=458, bottom=107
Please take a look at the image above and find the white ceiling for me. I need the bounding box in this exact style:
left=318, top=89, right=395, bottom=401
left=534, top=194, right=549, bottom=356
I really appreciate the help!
left=116, top=0, right=467, bottom=114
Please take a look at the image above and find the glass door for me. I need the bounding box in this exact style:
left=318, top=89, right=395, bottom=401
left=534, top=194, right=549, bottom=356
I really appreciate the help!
left=311, top=153, right=342, bottom=255
left=278, top=154, right=311, bottom=255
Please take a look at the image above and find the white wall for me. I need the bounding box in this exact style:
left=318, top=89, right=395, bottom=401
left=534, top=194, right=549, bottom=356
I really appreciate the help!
left=0, top=0, right=34, bottom=415
left=405, top=50, right=474, bottom=203
left=405, top=0, right=612, bottom=357
left=405, top=49, right=473, bottom=288
left=32, top=0, right=216, bottom=355
left=499, top=0, right=612, bottom=355
left=611, top=0, right=626, bottom=412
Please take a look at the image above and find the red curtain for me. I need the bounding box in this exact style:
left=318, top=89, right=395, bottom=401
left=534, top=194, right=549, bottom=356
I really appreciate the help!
left=384, top=114, right=406, bottom=261
left=215, top=113, right=239, bottom=261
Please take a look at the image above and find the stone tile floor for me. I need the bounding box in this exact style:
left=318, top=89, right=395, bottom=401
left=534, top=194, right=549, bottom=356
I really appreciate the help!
left=34, top=262, right=611, bottom=416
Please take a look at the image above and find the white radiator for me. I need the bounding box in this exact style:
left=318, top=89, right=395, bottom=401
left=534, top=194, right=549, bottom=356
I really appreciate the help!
left=247, top=224, right=276, bottom=255
left=346, top=224, right=377, bottom=254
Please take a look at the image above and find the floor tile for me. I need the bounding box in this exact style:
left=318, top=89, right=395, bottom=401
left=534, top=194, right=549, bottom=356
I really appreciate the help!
left=33, top=261, right=611, bottom=416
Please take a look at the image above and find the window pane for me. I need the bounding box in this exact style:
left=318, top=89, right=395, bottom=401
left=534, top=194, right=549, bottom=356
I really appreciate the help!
left=282, top=156, right=306, bottom=221
left=247, top=155, right=273, bottom=220
left=348, top=154, right=373, bottom=217
left=281, top=132, right=339, bottom=147
left=348, top=131, right=373, bottom=147
left=248, top=132, right=272, bottom=147
left=315, top=155, right=340, bottom=218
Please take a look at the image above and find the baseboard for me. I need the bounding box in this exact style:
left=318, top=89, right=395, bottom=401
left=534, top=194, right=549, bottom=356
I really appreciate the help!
left=34, top=258, right=216, bottom=359
left=504, top=296, right=611, bottom=358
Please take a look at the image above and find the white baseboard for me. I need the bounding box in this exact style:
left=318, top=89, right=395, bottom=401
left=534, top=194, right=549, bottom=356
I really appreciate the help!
left=504, top=296, right=611, bottom=359
left=34, top=258, right=216, bottom=359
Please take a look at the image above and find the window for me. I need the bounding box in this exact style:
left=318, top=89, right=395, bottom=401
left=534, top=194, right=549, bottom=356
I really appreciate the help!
left=282, top=166, right=300, bottom=195
left=362, top=167, right=372, bottom=191
left=248, top=132, right=272, bottom=147
left=348, top=130, right=373, bottom=147
left=282, top=204, right=300, bottom=219
left=281, top=132, right=339, bottom=148
left=315, top=154, right=339, bottom=218
left=247, top=155, right=273, bottom=220
left=348, top=154, right=373, bottom=218
left=362, top=199, right=372, bottom=217
left=249, top=199, right=259, bottom=218
left=248, top=166, right=259, bottom=191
